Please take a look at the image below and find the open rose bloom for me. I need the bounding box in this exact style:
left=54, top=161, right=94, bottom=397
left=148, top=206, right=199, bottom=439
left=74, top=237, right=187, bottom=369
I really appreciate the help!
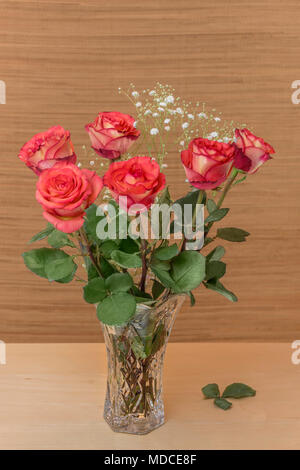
left=103, top=156, right=165, bottom=211
left=181, top=137, right=235, bottom=190
left=36, top=162, right=103, bottom=233
left=85, top=111, right=140, bottom=160
left=234, top=128, right=275, bottom=174
left=18, top=125, right=76, bottom=175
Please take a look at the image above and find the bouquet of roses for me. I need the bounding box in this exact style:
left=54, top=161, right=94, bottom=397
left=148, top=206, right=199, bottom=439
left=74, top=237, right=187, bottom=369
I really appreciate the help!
left=18, top=84, right=274, bottom=433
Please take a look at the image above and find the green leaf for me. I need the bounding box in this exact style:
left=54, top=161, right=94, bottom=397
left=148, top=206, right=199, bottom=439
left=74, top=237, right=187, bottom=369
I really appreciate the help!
left=205, top=208, right=229, bottom=223
left=206, top=246, right=226, bottom=262
left=205, top=261, right=226, bottom=281
left=202, top=383, right=220, bottom=399
left=174, top=189, right=206, bottom=212
left=119, top=238, right=139, bottom=254
left=45, top=256, right=77, bottom=281
left=151, top=266, right=177, bottom=290
left=83, top=278, right=107, bottom=304
left=214, top=398, right=232, bottom=410
left=22, top=248, right=77, bottom=282
left=100, top=240, right=119, bottom=258
left=132, top=286, right=152, bottom=299
left=204, top=279, right=238, bottom=302
left=154, top=244, right=179, bottom=261
left=110, top=250, right=142, bottom=269
left=158, top=186, right=172, bottom=205
left=28, top=223, right=54, bottom=244
left=188, top=291, right=196, bottom=306
left=83, top=204, right=106, bottom=244
left=150, top=323, right=165, bottom=355
left=48, top=230, right=75, bottom=248
left=207, top=199, right=217, bottom=214
left=105, top=273, right=133, bottom=293
left=171, top=251, right=206, bottom=293
left=97, top=293, right=136, bottom=325
left=131, top=336, right=147, bottom=360
left=233, top=174, right=247, bottom=186
left=217, top=227, right=250, bottom=242
left=100, top=257, right=117, bottom=278
left=152, top=280, right=165, bottom=299
left=222, top=383, right=256, bottom=399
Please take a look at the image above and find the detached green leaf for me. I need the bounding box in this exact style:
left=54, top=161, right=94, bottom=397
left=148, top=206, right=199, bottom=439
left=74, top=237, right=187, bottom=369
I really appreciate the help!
left=214, top=398, right=232, bottom=410
left=105, top=272, right=133, bottom=293
left=217, top=227, right=250, bottom=242
left=171, top=251, right=206, bottom=293
left=202, top=383, right=220, bottom=399
left=111, top=250, right=142, bottom=269
left=97, top=293, right=136, bottom=325
left=48, top=230, right=76, bottom=249
left=83, top=278, right=107, bottom=304
left=205, top=208, right=229, bottom=223
left=204, top=279, right=238, bottom=302
left=28, top=223, right=54, bottom=244
left=154, top=244, right=179, bottom=261
left=222, top=383, right=256, bottom=399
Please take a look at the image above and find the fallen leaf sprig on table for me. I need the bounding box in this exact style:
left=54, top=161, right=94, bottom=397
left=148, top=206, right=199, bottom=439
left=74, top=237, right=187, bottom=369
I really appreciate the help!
left=201, top=382, right=256, bottom=410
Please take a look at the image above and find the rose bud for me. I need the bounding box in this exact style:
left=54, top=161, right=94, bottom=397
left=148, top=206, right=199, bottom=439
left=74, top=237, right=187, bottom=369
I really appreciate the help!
left=18, top=126, right=76, bottom=175
left=103, top=156, right=165, bottom=211
left=234, top=128, right=275, bottom=174
left=85, top=111, right=140, bottom=160
left=181, top=137, right=235, bottom=190
left=36, top=162, right=103, bottom=233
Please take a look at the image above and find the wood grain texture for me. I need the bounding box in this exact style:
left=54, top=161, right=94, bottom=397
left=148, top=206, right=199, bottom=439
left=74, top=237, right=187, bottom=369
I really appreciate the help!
left=0, top=343, right=300, bottom=450
left=0, top=0, right=300, bottom=342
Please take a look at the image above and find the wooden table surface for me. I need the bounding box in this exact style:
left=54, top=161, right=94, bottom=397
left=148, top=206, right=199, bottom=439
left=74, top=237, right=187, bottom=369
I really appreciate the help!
left=0, top=343, right=299, bottom=450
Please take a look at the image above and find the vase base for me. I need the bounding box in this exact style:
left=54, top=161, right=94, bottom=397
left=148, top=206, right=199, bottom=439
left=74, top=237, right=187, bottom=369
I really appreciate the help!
left=103, top=411, right=165, bottom=435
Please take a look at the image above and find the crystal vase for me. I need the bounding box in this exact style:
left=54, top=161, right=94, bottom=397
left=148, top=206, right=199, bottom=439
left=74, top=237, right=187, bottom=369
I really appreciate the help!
left=101, top=294, right=186, bottom=435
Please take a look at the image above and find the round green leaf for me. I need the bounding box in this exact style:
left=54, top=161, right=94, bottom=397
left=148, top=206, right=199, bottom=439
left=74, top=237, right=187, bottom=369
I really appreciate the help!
left=171, top=251, right=206, bottom=292
left=45, top=256, right=76, bottom=281
left=110, top=250, right=142, bottom=269
left=97, top=293, right=136, bottom=325
left=154, top=244, right=179, bottom=261
left=83, top=278, right=107, bottom=304
left=105, top=273, right=133, bottom=293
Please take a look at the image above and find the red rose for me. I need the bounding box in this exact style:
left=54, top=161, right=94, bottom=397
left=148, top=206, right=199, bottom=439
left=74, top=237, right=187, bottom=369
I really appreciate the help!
left=181, top=137, right=235, bottom=189
left=36, top=162, right=103, bottom=233
left=85, top=111, right=140, bottom=160
left=234, top=128, right=275, bottom=174
left=18, top=126, right=76, bottom=175
left=103, top=156, right=165, bottom=210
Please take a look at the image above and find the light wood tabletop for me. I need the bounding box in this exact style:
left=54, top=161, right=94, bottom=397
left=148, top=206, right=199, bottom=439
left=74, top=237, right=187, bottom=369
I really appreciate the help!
left=0, top=342, right=299, bottom=450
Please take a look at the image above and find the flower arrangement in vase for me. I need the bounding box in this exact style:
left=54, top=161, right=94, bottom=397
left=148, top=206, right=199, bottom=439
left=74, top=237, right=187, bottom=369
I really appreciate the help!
left=19, top=83, right=274, bottom=434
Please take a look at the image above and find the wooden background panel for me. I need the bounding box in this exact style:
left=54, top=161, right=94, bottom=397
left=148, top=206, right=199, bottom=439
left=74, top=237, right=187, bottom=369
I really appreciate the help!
left=0, top=0, right=300, bottom=342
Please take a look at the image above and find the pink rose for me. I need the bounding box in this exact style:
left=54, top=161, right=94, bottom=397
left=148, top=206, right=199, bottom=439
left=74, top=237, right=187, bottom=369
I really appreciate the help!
left=36, top=162, right=103, bottom=233
left=181, top=137, right=235, bottom=189
left=103, top=156, right=165, bottom=210
left=234, top=128, right=275, bottom=174
left=85, top=111, right=140, bottom=160
left=18, top=126, right=76, bottom=175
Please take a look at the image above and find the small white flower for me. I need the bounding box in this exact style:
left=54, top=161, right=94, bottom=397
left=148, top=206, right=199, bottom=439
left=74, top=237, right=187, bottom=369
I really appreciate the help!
left=149, top=90, right=156, bottom=96
left=187, top=114, right=194, bottom=120
left=135, top=102, right=142, bottom=107
left=166, top=95, right=174, bottom=103
left=223, top=136, right=230, bottom=143
left=158, top=107, right=165, bottom=112
left=164, top=126, right=170, bottom=131
left=209, top=131, right=218, bottom=138
left=176, top=107, right=183, bottom=114
left=132, top=91, right=139, bottom=98
left=182, top=122, right=189, bottom=129
left=150, top=128, right=159, bottom=135
left=214, top=117, right=221, bottom=122
left=198, top=112, right=207, bottom=119
left=133, top=121, right=138, bottom=128
left=152, top=112, right=159, bottom=117
left=90, top=160, right=95, bottom=166
left=159, top=102, right=167, bottom=107
left=185, top=179, right=189, bottom=183
left=180, top=140, right=185, bottom=146
left=162, top=163, right=168, bottom=168
left=77, top=162, right=82, bottom=167
left=164, top=118, right=171, bottom=124
left=168, top=109, right=176, bottom=115
left=144, top=109, right=152, bottom=115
